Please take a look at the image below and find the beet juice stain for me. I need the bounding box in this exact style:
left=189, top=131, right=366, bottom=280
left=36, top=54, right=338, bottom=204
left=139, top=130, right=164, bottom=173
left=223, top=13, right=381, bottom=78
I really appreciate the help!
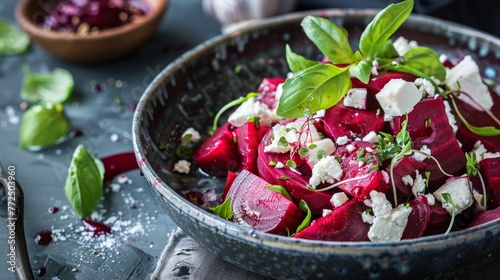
left=34, top=230, right=52, bottom=245
left=81, top=219, right=111, bottom=237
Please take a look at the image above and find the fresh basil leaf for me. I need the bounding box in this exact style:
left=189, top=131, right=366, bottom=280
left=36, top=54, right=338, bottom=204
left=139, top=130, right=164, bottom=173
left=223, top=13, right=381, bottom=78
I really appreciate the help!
left=65, top=145, right=104, bottom=219
left=359, top=0, right=413, bottom=60
left=210, top=198, right=234, bottom=219
left=19, top=103, right=69, bottom=149
left=0, top=18, right=30, bottom=55
left=295, top=200, right=312, bottom=234
left=21, top=66, right=74, bottom=104
left=277, top=63, right=351, bottom=118
left=266, top=184, right=292, bottom=201
left=375, top=39, right=399, bottom=59
left=397, top=47, right=446, bottom=81
left=301, top=15, right=356, bottom=64
left=286, top=44, right=319, bottom=73
left=349, top=59, right=373, bottom=84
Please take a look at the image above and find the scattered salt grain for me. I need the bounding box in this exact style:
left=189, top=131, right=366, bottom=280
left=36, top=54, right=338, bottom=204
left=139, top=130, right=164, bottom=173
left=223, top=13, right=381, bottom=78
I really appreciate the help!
left=109, top=183, right=121, bottom=192
left=110, top=133, right=119, bottom=142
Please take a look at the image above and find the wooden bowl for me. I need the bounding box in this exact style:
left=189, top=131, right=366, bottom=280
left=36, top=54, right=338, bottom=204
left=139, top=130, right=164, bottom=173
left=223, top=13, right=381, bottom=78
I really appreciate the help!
left=15, top=0, right=169, bottom=63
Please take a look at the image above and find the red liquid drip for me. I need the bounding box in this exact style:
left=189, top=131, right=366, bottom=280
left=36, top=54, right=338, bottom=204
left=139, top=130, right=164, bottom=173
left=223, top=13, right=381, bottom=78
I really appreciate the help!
left=81, top=219, right=111, bottom=237
left=48, top=206, right=59, bottom=214
left=100, top=151, right=138, bottom=183
left=36, top=267, right=47, bottom=277
left=34, top=230, right=52, bottom=245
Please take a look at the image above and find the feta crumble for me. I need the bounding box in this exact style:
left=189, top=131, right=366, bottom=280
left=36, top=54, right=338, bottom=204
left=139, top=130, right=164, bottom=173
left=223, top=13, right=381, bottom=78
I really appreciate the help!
left=376, top=79, right=422, bottom=117
left=336, top=136, right=350, bottom=146
left=227, top=97, right=281, bottom=127
left=362, top=131, right=382, bottom=144
left=393, top=36, right=418, bottom=56
left=365, top=191, right=412, bottom=242
left=309, top=156, right=343, bottom=187
left=182, top=127, right=201, bottom=143
left=473, top=141, right=500, bottom=161
left=331, top=192, right=349, bottom=208
left=343, top=88, right=367, bottom=109
left=173, top=160, right=191, bottom=174
left=413, top=145, right=431, bottom=162
left=433, top=177, right=474, bottom=215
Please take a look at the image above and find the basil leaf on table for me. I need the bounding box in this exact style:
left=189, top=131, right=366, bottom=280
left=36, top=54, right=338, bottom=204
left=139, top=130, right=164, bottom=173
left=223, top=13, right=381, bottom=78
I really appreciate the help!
left=276, top=63, right=352, bottom=118
left=301, top=15, right=356, bottom=64
left=65, top=145, right=105, bottom=219
left=359, top=0, right=413, bottom=60
left=286, top=44, right=319, bottom=73
left=19, top=103, right=69, bottom=149
left=21, top=66, right=74, bottom=104
left=0, top=18, right=30, bottom=55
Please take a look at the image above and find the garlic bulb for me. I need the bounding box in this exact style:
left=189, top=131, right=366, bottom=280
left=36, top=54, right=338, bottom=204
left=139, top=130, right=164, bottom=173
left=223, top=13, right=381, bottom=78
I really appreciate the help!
left=202, top=0, right=298, bottom=27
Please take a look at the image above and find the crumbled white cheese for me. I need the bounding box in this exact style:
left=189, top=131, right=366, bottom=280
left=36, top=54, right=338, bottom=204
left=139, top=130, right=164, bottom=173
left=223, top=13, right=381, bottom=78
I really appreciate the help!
left=182, top=127, right=201, bottom=143
left=264, top=119, right=321, bottom=153
left=306, top=138, right=336, bottom=166
left=433, top=176, right=474, bottom=215
left=274, top=162, right=285, bottom=168
left=322, top=209, right=332, bottom=217
left=366, top=190, right=412, bottom=242
left=362, top=131, right=382, bottom=144
left=309, top=156, right=343, bottom=187
left=414, top=78, right=436, bottom=97
left=343, top=88, right=367, bottom=110
left=362, top=211, right=375, bottom=224
left=315, top=109, right=326, bottom=118
left=413, top=145, right=431, bottom=162
left=173, top=160, right=191, bottom=174
left=445, top=55, right=494, bottom=111
left=346, top=144, right=356, bottom=153
left=393, top=36, right=418, bottom=56
left=472, top=189, right=485, bottom=212
left=411, top=170, right=427, bottom=196
left=331, top=192, right=349, bottom=207
left=473, top=140, right=500, bottom=162
left=336, top=136, right=350, bottom=146
left=381, top=170, right=390, bottom=184
left=425, top=193, right=435, bottom=206
left=443, top=100, right=458, bottom=134
left=376, top=79, right=422, bottom=117
left=227, top=97, right=281, bottom=127
left=402, top=175, right=413, bottom=186
left=264, top=124, right=292, bottom=153
left=372, top=60, right=379, bottom=76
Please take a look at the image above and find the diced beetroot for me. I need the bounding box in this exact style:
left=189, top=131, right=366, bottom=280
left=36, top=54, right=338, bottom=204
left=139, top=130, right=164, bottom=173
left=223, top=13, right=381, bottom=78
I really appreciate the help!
left=387, top=156, right=427, bottom=197
left=235, top=120, right=270, bottom=175
left=391, top=97, right=466, bottom=189
left=452, top=88, right=500, bottom=152
left=351, top=71, right=417, bottom=111
left=479, top=157, right=500, bottom=207
left=193, top=123, right=240, bottom=177
left=257, top=130, right=333, bottom=215
left=333, top=141, right=389, bottom=200
left=323, top=103, right=385, bottom=141
left=222, top=171, right=238, bottom=201
left=294, top=199, right=370, bottom=241
left=466, top=207, right=500, bottom=228
left=257, top=77, right=285, bottom=110
left=424, top=202, right=451, bottom=236
left=402, top=195, right=431, bottom=239
left=226, top=170, right=304, bottom=235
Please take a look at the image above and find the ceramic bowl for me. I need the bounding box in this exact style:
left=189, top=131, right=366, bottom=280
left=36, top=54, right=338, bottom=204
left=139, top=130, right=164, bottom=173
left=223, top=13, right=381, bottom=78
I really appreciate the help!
left=15, top=0, right=168, bottom=63
left=132, top=9, right=500, bottom=279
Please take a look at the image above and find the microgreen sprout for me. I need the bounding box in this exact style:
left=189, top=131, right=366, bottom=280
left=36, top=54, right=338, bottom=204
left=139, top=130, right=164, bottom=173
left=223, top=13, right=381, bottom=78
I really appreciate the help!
left=441, top=193, right=455, bottom=235
left=465, top=152, right=487, bottom=210
left=267, top=185, right=292, bottom=201
left=294, top=200, right=312, bottom=234
left=316, top=172, right=373, bottom=192
left=286, top=160, right=297, bottom=169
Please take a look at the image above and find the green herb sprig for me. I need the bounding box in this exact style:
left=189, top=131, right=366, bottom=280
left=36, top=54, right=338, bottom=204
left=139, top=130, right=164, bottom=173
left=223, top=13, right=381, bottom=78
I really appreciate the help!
left=277, top=0, right=445, bottom=118
left=0, top=18, right=30, bottom=55
left=210, top=198, right=234, bottom=219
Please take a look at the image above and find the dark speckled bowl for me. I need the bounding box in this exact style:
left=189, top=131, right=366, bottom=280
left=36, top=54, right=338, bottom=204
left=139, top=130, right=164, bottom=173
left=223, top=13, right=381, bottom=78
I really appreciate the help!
left=132, top=9, right=500, bottom=279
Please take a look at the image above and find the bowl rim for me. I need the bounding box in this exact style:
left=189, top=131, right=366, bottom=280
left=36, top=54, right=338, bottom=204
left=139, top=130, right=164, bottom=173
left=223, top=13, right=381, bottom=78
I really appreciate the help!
left=132, top=8, right=500, bottom=252
left=14, top=0, right=169, bottom=41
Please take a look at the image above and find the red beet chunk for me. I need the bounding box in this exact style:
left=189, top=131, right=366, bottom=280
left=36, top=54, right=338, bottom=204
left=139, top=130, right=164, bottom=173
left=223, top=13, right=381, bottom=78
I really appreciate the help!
left=222, top=171, right=238, bottom=201
left=387, top=156, right=427, bottom=197
left=257, top=77, right=285, bottom=110
left=402, top=195, right=431, bottom=239
left=257, top=131, right=333, bottom=215
left=391, top=97, right=466, bottom=188
left=452, top=87, right=500, bottom=152
left=323, top=103, right=385, bottom=140
left=424, top=202, right=451, bottom=236
left=466, top=207, right=500, bottom=228
left=333, top=141, right=388, bottom=200
left=235, top=120, right=270, bottom=175
left=193, top=123, right=240, bottom=177
left=100, top=151, right=138, bottom=183
left=294, top=199, right=370, bottom=241
left=226, top=170, right=304, bottom=234
left=479, top=157, right=500, bottom=207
